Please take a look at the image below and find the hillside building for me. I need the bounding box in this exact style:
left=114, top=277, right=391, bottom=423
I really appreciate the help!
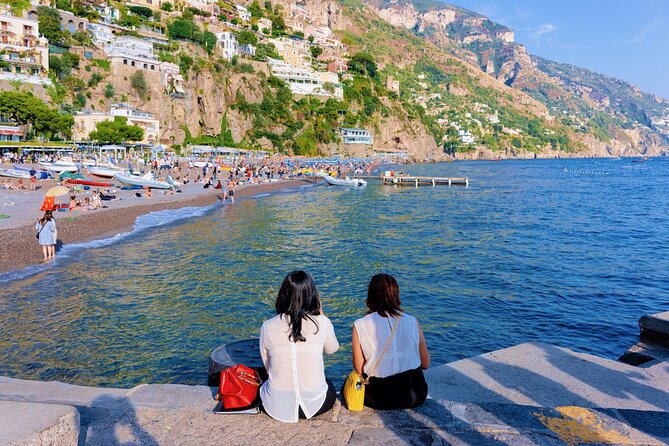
left=235, top=4, right=250, bottom=22
left=340, top=128, right=373, bottom=145
left=74, top=103, right=160, bottom=144
left=268, top=58, right=343, bottom=99
left=160, top=61, right=185, bottom=98
left=270, top=37, right=311, bottom=70
left=88, top=23, right=114, bottom=46
left=105, top=36, right=159, bottom=71
left=0, top=116, right=23, bottom=141
left=215, top=31, right=255, bottom=60
left=386, top=76, right=400, bottom=94
left=0, top=11, right=50, bottom=84
left=257, top=18, right=272, bottom=34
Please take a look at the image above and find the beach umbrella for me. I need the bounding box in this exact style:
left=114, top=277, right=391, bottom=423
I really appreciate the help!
left=45, top=185, right=70, bottom=197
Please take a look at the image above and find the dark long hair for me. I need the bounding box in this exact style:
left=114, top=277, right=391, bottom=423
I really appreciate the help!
left=39, top=211, right=53, bottom=226
left=366, top=273, right=403, bottom=317
left=275, top=270, right=321, bottom=342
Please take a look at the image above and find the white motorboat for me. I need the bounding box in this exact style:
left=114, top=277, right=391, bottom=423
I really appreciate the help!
left=0, top=168, right=30, bottom=179
left=323, top=176, right=367, bottom=187
left=88, top=165, right=123, bottom=178
left=39, top=162, right=78, bottom=173
left=113, top=172, right=173, bottom=189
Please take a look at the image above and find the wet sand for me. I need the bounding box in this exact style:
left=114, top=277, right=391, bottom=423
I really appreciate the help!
left=0, top=173, right=319, bottom=275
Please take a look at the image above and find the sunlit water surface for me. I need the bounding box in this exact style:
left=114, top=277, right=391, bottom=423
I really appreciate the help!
left=1, top=158, right=668, bottom=387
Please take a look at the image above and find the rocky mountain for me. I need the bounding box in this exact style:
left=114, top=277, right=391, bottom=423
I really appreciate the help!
left=364, top=0, right=669, bottom=156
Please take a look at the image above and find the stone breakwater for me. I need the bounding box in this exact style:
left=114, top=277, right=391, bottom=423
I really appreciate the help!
left=1, top=312, right=668, bottom=445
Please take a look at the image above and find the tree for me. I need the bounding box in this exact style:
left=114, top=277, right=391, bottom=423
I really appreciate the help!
left=49, top=52, right=79, bottom=78
left=168, top=17, right=196, bottom=39
left=0, top=91, right=73, bottom=139
left=104, top=83, right=115, bottom=99
left=161, top=1, right=173, bottom=11
left=248, top=0, right=262, bottom=18
left=195, top=30, right=217, bottom=54
left=348, top=52, right=377, bottom=78
left=74, top=92, right=86, bottom=109
left=130, top=71, right=148, bottom=98
left=237, top=30, right=257, bottom=45
left=310, top=45, right=323, bottom=59
left=89, top=116, right=144, bottom=143
left=129, top=5, right=153, bottom=19
left=36, top=6, right=66, bottom=44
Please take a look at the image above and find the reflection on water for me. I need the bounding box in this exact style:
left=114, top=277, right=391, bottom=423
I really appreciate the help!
left=1, top=159, right=669, bottom=387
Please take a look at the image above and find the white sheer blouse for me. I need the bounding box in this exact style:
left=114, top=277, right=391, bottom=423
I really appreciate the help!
left=354, top=312, right=421, bottom=378
left=259, top=314, right=339, bottom=423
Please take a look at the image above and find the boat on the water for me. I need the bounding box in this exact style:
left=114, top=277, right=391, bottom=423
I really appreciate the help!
left=88, top=166, right=123, bottom=178
left=323, top=176, right=367, bottom=187
left=113, top=172, right=173, bottom=189
left=631, top=157, right=650, bottom=163
left=0, top=168, right=30, bottom=179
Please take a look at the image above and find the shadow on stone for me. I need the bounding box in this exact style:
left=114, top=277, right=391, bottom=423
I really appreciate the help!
left=79, top=393, right=159, bottom=446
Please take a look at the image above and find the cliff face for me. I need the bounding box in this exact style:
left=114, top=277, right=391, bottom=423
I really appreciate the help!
left=363, top=0, right=669, bottom=155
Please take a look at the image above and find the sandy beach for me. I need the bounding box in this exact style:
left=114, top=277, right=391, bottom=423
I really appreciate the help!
left=0, top=166, right=319, bottom=275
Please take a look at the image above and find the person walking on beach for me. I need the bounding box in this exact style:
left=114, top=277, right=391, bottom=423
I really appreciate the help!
left=226, top=180, right=236, bottom=204
left=35, top=211, right=57, bottom=261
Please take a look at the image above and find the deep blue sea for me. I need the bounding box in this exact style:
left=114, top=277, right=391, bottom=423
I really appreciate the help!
left=1, top=158, right=668, bottom=387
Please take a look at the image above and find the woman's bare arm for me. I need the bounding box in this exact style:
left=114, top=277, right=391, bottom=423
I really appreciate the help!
left=417, top=321, right=430, bottom=369
left=351, top=326, right=365, bottom=375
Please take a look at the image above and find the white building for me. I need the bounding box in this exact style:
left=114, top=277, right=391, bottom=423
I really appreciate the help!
left=74, top=103, right=160, bottom=144
left=458, top=129, right=475, bottom=144
left=340, top=128, right=373, bottom=145
left=268, top=58, right=343, bottom=99
left=235, top=4, right=251, bottom=22
left=215, top=31, right=255, bottom=60
left=88, top=23, right=114, bottom=46
left=160, top=61, right=185, bottom=98
left=105, top=36, right=159, bottom=71
left=92, top=3, right=120, bottom=23
left=0, top=10, right=50, bottom=85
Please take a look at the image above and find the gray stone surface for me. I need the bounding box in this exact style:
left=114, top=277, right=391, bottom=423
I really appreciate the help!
left=1, top=341, right=669, bottom=445
left=426, top=342, right=669, bottom=411
left=0, top=401, right=79, bottom=446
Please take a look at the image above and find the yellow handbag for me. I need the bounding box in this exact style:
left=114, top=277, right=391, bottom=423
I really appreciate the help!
left=343, top=316, right=400, bottom=411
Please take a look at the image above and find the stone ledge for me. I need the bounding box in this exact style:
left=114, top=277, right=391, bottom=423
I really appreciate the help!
left=0, top=400, right=79, bottom=446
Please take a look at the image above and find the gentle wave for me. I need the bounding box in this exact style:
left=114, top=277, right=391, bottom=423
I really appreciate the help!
left=0, top=203, right=218, bottom=283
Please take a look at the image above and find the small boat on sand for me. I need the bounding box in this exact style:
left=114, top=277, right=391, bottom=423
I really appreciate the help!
left=323, top=176, right=367, bottom=187
left=88, top=166, right=123, bottom=178
left=63, top=178, right=113, bottom=187
left=113, top=172, right=173, bottom=189
left=0, top=168, right=30, bottom=179
left=39, top=162, right=78, bottom=173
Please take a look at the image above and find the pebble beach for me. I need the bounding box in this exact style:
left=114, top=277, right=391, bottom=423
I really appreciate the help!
left=0, top=164, right=319, bottom=275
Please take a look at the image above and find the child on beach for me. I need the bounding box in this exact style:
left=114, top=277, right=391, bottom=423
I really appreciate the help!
left=35, top=211, right=57, bottom=261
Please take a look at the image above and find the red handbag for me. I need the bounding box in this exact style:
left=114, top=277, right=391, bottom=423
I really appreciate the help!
left=218, top=364, right=261, bottom=409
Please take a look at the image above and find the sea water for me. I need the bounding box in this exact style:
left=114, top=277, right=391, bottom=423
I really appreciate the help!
left=1, top=158, right=668, bottom=387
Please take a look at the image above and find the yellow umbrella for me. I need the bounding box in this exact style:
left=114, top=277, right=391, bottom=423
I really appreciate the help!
left=45, top=185, right=70, bottom=197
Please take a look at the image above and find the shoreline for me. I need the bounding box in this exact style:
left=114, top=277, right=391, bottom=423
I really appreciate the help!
left=0, top=178, right=319, bottom=276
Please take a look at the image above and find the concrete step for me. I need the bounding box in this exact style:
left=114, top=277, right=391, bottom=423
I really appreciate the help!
left=0, top=400, right=79, bottom=446
left=639, top=311, right=669, bottom=347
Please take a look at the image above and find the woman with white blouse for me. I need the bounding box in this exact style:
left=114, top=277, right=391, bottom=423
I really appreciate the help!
left=259, top=271, right=339, bottom=423
left=349, top=273, right=430, bottom=409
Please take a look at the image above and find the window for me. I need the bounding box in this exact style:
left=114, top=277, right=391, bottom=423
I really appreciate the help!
left=143, top=63, right=147, bottom=69
left=123, top=59, right=127, bottom=65
left=131, top=61, right=135, bottom=66
left=150, top=65, right=154, bottom=70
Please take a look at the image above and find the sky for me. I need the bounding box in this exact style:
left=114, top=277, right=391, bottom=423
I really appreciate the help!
left=444, top=0, right=669, bottom=99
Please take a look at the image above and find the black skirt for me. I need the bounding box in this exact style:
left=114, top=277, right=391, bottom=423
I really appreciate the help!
left=364, top=367, right=428, bottom=410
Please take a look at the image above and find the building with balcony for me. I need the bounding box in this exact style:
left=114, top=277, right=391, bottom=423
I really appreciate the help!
left=215, top=31, right=254, bottom=60
left=104, top=35, right=159, bottom=71
left=74, top=103, right=160, bottom=144
left=160, top=61, right=185, bottom=98
left=0, top=11, right=50, bottom=84
left=340, top=128, right=373, bottom=145
left=0, top=118, right=23, bottom=141
left=268, top=58, right=343, bottom=99
left=270, top=37, right=311, bottom=70
left=235, top=4, right=250, bottom=22
left=88, top=23, right=114, bottom=46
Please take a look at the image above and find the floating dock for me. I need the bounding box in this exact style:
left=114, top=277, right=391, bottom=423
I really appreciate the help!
left=380, top=175, right=469, bottom=186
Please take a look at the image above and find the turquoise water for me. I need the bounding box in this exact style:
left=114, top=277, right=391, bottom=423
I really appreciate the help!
left=1, top=158, right=668, bottom=387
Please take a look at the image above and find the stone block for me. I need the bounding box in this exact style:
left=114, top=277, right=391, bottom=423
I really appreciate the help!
left=0, top=400, right=79, bottom=446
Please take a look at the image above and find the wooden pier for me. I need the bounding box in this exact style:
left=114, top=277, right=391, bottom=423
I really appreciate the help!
left=381, top=175, right=469, bottom=187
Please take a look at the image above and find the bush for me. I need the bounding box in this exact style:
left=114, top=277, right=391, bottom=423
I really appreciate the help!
left=129, top=5, right=153, bottom=19
left=161, top=1, right=173, bottom=11
left=104, top=83, right=115, bottom=98
left=88, top=72, right=103, bottom=88
left=130, top=71, right=148, bottom=98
